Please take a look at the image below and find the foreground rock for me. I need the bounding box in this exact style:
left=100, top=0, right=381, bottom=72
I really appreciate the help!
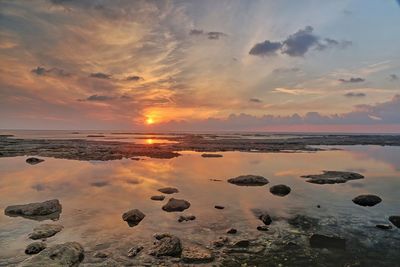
left=127, top=245, right=143, bottom=257
left=309, top=234, right=346, bottom=250
left=226, top=228, right=237, bottom=234
left=149, top=234, right=182, bottom=257
left=376, top=224, right=392, bottom=230
left=259, top=213, right=272, bottom=225
left=26, top=157, right=45, bottom=165
left=150, top=195, right=165, bottom=201
left=162, top=198, right=190, bottom=212
left=389, top=216, right=400, bottom=228
left=29, top=224, right=63, bottom=240
left=301, top=171, right=364, bottom=184
left=4, top=199, right=62, bottom=220
left=25, top=242, right=46, bottom=255
left=181, top=244, right=214, bottom=263
left=269, top=184, right=291, bottom=196
left=178, top=215, right=196, bottom=222
left=227, top=175, right=269, bottom=186
left=201, top=153, right=223, bottom=158
left=352, top=194, right=382, bottom=207
left=122, top=209, right=145, bottom=227
left=20, top=242, right=84, bottom=267
left=158, top=187, right=179, bottom=194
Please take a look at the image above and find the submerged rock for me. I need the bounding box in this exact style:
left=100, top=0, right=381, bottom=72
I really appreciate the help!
left=214, top=205, right=225, bottom=210
left=150, top=195, right=165, bottom=201
left=29, top=224, right=63, bottom=240
left=25, top=242, right=46, bottom=255
left=213, top=237, right=230, bottom=248
left=162, top=198, right=190, bottom=212
left=257, top=225, right=269, bottom=231
left=301, top=171, right=364, bottom=184
left=149, top=235, right=182, bottom=257
left=19, top=242, right=84, bottom=267
left=352, top=194, right=382, bottom=207
left=269, top=184, right=291, bottom=196
left=389, top=216, right=400, bottom=228
left=182, top=244, right=214, bottom=263
left=122, top=209, right=145, bottom=227
left=309, top=234, right=346, bottom=250
left=259, top=213, right=272, bottom=225
left=226, top=228, right=237, bottom=234
left=227, top=175, right=269, bottom=186
left=201, top=153, right=223, bottom=158
left=4, top=199, right=62, bottom=220
left=127, top=245, right=143, bottom=257
left=93, top=251, right=108, bottom=258
left=288, top=215, right=319, bottom=231
left=376, top=224, right=392, bottom=230
left=178, top=215, right=196, bottom=222
left=158, top=187, right=179, bottom=194
left=26, top=157, right=45, bottom=165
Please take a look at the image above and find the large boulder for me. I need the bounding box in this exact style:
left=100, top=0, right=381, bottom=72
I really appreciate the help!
left=122, top=209, right=145, bottom=227
left=162, top=198, right=190, bottom=212
left=389, top=216, right=400, bottom=228
left=352, top=194, right=382, bottom=207
left=269, top=184, right=291, bottom=196
left=309, top=234, right=346, bottom=250
left=149, top=235, right=182, bottom=257
left=227, top=175, right=269, bottom=186
left=29, top=224, right=63, bottom=240
left=301, top=171, right=364, bottom=184
left=19, top=242, right=84, bottom=267
left=158, top=187, right=179, bottom=194
left=4, top=199, right=62, bottom=220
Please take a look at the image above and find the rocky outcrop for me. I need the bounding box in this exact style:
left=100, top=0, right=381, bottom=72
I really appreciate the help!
left=29, top=224, right=63, bottom=240
left=269, top=184, right=291, bottom=196
left=352, top=195, right=382, bottom=207
left=162, top=198, right=190, bottom=212
left=149, top=235, right=182, bottom=257
left=158, top=187, right=179, bottom=194
left=301, top=171, right=364, bottom=184
left=4, top=199, right=62, bottom=220
left=122, top=209, right=145, bottom=227
left=227, top=175, right=269, bottom=186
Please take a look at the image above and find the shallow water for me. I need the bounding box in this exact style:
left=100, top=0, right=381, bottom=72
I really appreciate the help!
left=0, top=145, right=399, bottom=266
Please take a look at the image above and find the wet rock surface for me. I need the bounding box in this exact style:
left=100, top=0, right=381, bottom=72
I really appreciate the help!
left=269, top=184, right=291, bottom=196
left=122, top=209, right=145, bottom=227
left=227, top=175, right=269, bottom=186
left=20, top=242, right=84, bottom=267
left=309, top=234, right=346, bottom=250
left=181, top=244, right=214, bottom=263
left=25, top=242, right=46, bottom=255
left=29, top=224, right=63, bottom=240
left=127, top=245, right=143, bottom=257
left=301, top=171, right=364, bottom=184
left=158, top=187, right=179, bottom=194
left=352, top=194, right=382, bottom=207
left=150, top=195, right=165, bottom=201
left=4, top=199, right=62, bottom=220
left=25, top=157, right=44, bottom=165
left=162, top=198, right=191, bottom=212
left=389, top=216, right=400, bottom=228
left=149, top=235, right=182, bottom=257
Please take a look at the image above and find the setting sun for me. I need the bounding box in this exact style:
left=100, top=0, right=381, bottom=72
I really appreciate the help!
left=146, top=117, right=154, bottom=125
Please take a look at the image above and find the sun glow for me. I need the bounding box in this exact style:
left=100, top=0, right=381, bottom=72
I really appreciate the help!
left=146, top=117, right=154, bottom=125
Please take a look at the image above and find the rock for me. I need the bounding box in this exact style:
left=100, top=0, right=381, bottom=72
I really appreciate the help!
left=226, top=228, right=237, bottom=234
left=256, top=225, right=269, bottom=231
left=149, top=235, right=182, bottom=257
left=29, top=224, right=63, bottom=240
left=317, top=205, right=321, bottom=208
left=232, top=240, right=250, bottom=248
left=214, top=205, right=224, bottom=210
left=352, top=194, right=382, bottom=207
left=288, top=215, right=319, bottom=231
left=25, top=242, right=46, bottom=255
left=182, top=244, right=214, bottom=263
left=122, top=209, right=145, bottom=227
left=26, top=157, right=45, bottom=165
left=227, top=175, right=269, bottom=186
left=213, top=237, right=229, bottom=248
left=201, top=153, right=223, bottom=158
left=19, top=242, right=84, bottom=267
left=269, top=184, right=291, bottom=196
left=301, top=171, right=364, bottom=184
left=4, top=199, right=62, bottom=220
left=309, top=234, right=346, bottom=250
left=150, top=195, right=165, bottom=201
left=389, top=216, right=400, bottom=228
left=162, top=198, right=190, bottom=212
left=259, top=213, right=272, bottom=225
left=178, top=215, right=196, bottom=222
left=376, top=224, right=392, bottom=230
left=93, top=251, right=108, bottom=258
left=127, top=245, right=143, bottom=257
left=158, top=187, right=179, bottom=194
left=153, top=233, right=172, bottom=240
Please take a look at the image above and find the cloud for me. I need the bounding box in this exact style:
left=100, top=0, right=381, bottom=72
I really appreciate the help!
left=190, top=29, right=204, bottom=35
left=273, top=87, right=317, bottom=95
left=126, top=75, right=142, bottom=81
left=89, top=72, right=112, bottom=79
left=338, top=77, right=365, bottom=83
left=272, top=67, right=300, bottom=74
left=389, top=74, right=398, bottom=81
left=249, top=40, right=282, bottom=56
left=85, top=95, right=114, bottom=101
left=189, top=29, right=227, bottom=40
left=344, top=92, right=366, bottom=97
left=250, top=26, right=351, bottom=57
left=31, top=66, right=71, bottom=77
left=249, top=98, right=262, bottom=103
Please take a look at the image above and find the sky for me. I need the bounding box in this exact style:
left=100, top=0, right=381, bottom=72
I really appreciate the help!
left=0, top=0, right=399, bottom=132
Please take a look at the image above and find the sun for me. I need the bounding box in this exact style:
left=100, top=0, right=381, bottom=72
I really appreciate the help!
left=146, top=117, right=154, bottom=125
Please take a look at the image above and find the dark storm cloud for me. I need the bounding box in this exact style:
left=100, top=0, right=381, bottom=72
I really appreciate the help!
left=85, top=95, right=114, bottom=101
left=31, top=66, right=71, bottom=77
left=126, top=75, right=142, bottom=81
left=338, top=77, right=365, bottom=83
left=250, top=26, right=351, bottom=57
left=344, top=92, right=366, bottom=98
left=189, top=29, right=227, bottom=40
left=249, top=98, right=262, bottom=103
left=89, top=72, right=112, bottom=79
left=249, top=40, right=282, bottom=56
left=389, top=74, right=398, bottom=81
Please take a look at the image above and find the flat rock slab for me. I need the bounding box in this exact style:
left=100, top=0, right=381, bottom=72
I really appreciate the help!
left=29, top=224, right=63, bottom=240
left=26, top=157, right=45, bottom=165
left=5, top=199, right=62, bottom=220
left=181, top=244, right=214, bottom=263
left=149, top=235, right=182, bottom=257
left=201, top=153, right=223, bottom=158
left=25, top=242, right=46, bottom=255
left=19, top=242, right=84, bottom=267
left=227, top=175, right=269, bottom=186
left=269, top=184, right=291, bottom=196
left=122, top=209, right=145, bottom=227
left=352, top=194, right=382, bottom=207
left=389, top=216, right=400, bottom=228
left=150, top=195, right=165, bottom=201
left=301, top=171, right=364, bottom=184
left=162, top=198, right=191, bottom=212
left=158, top=187, right=179, bottom=194
left=309, top=234, right=346, bottom=250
